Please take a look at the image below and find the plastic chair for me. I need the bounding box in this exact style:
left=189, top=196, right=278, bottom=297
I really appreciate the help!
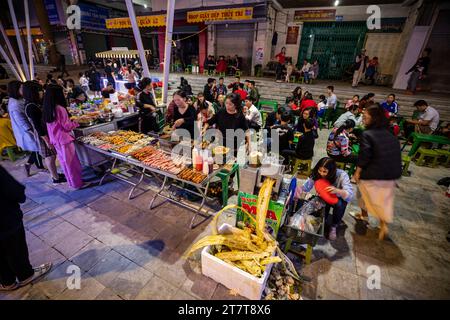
left=402, top=155, right=411, bottom=176
left=258, top=100, right=278, bottom=113
left=216, top=164, right=240, bottom=206
left=434, top=149, right=450, bottom=167
left=291, top=157, right=312, bottom=177
left=412, top=147, right=439, bottom=167
left=0, top=146, right=17, bottom=162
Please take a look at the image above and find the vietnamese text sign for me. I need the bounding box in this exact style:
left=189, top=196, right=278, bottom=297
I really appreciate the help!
left=187, top=7, right=253, bottom=23
left=294, top=9, right=336, bottom=22
left=106, top=15, right=166, bottom=29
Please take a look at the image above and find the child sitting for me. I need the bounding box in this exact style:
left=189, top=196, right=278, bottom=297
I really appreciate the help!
left=317, top=95, right=327, bottom=118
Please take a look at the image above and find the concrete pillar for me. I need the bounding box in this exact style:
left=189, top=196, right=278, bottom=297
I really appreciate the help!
left=199, top=24, right=207, bottom=73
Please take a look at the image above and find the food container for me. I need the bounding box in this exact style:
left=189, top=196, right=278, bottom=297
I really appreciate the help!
left=77, top=118, right=97, bottom=127
left=98, top=113, right=114, bottom=122
left=201, top=223, right=276, bottom=300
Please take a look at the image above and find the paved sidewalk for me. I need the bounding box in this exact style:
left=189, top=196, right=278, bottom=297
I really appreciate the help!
left=0, top=131, right=449, bottom=300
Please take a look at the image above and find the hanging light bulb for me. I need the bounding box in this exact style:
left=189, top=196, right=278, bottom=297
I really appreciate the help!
left=334, top=0, right=340, bottom=6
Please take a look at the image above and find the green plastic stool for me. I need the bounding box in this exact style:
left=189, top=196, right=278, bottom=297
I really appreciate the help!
left=434, top=149, right=450, bottom=167
left=0, top=146, right=17, bottom=162
left=402, top=155, right=411, bottom=176
left=216, top=164, right=240, bottom=206
left=291, top=158, right=312, bottom=177
left=235, top=70, right=241, bottom=77
left=203, top=70, right=209, bottom=75
left=336, top=162, right=346, bottom=170
left=413, top=147, right=439, bottom=167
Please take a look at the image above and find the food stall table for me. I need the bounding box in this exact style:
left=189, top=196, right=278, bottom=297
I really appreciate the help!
left=80, top=138, right=223, bottom=228
left=83, top=144, right=158, bottom=200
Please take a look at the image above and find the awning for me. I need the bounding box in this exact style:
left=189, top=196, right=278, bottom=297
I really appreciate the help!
left=95, top=50, right=152, bottom=59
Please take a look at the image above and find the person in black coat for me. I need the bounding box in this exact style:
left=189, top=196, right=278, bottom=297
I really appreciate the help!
left=0, top=165, right=52, bottom=291
left=352, top=103, right=402, bottom=240
left=264, top=107, right=284, bottom=138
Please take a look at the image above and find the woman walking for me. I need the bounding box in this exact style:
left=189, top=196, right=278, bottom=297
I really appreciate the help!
left=23, top=81, right=65, bottom=184
left=43, top=84, right=88, bottom=189
left=352, top=103, right=402, bottom=240
left=7, top=81, right=44, bottom=176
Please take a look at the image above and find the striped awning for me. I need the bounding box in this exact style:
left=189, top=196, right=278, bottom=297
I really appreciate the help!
left=95, top=50, right=151, bottom=59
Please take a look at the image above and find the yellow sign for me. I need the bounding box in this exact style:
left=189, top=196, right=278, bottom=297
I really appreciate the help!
left=187, top=7, right=253, bottom=23
left=6, top=28, right=42, bottom=36
left=106, top=15, right=166, bottom=29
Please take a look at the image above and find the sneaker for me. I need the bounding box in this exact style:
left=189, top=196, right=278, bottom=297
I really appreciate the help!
left=329, top=227, right=337, bottom=241
left=0, top=282, right=19, bottom=291
left=18, top=263, right=53, bottom=287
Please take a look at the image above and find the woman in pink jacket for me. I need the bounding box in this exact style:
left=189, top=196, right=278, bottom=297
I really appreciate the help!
left=42, top=84, right=87, bottom=189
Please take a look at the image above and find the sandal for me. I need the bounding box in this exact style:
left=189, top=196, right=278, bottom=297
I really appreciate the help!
left=349, top=211, right=369, bottom=222
left=18, top=263, right=53, bottom=287
left=0, top=282, right=19, bottom=291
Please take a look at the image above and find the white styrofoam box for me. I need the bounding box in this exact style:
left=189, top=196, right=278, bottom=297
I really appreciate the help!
left=201, top=223, right=275, bottom=300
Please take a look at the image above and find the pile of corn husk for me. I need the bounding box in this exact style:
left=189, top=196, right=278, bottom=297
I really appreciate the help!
left=185, top=178, right=300, bottom=281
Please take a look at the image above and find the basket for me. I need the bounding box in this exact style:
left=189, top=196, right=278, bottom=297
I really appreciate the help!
left=280, top=199, right=325, bottom=247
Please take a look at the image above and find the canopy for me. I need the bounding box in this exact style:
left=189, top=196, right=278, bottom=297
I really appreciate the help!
left=95, top=50, right=151, bottom=59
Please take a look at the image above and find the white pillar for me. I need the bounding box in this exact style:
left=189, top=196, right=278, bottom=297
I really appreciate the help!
left=8, top=0, right=30, bottom=80
left=162, top=0, right=175, bottom=104
left=24, top=0, right=34, bottom=80
left=0, top=46, right=22, bottom=80
left=125, top=0, right=150, bottom=78
left=0, top=21, right=26, bottom=81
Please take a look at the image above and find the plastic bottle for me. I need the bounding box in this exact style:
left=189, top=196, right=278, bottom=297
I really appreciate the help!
left=202, top=150, right=209, bottom=175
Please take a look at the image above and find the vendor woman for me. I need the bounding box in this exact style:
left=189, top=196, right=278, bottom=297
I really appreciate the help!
left=172, top=90, right=197, bottom=140
left=136, top=77, right=158, bottom=134
left=295, top=157, right=354, bottom=241
left=203, top=93, right=249, bottom=157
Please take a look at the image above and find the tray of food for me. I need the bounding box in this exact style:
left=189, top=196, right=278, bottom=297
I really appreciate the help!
left=177, top=167, right=207, bottom=184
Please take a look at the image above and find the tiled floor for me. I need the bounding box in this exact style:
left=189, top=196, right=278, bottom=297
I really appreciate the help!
left=1, top=130, right=449, bottom=300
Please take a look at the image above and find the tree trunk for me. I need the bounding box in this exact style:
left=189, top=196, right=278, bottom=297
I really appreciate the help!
left=34, top=0, right=58, bottom=66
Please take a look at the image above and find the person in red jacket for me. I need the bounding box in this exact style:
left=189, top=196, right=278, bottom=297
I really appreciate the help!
left=300, top=92, right=318, bottom=112
left=216, top=56, right=227, bottom=74
left=234, top=83, right=248, bottom=101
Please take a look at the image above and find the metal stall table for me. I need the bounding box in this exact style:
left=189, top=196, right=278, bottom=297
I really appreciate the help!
left=80, top=142, right=222, bottom=228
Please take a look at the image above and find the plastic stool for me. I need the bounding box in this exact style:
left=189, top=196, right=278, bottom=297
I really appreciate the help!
left=235, top=70, right=241, bottom=77
left=219, top=72, right=226, bottom=77
left=413, top=147, right=439, bottom=167
left=216, top=164, right=240, bottom=206
left=203, top=70, right=209, bottom=75
left=434, top=149, right=450, bottom=167
left=402, top=155, right=411, bottom=176
left=291, top=158, right=312, bottom=177
left=0, top=146, right=17, bottom=162
left=336, top=162, right=346, bottom=170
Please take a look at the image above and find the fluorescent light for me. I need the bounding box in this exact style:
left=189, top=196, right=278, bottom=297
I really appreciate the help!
left=144, top=4, right=147, bottom=8
left=334, top=0, right=339, bottom=6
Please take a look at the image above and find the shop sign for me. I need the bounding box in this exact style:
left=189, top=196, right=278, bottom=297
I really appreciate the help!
left=78, top=3, right=110, bottom=30
left=368, top=18, right=406, bottom=33
left=44, top=0, right=60, bottom=25
left=187, top=7, right=253, bottom=23
left=294, top=9, right=336, bottom=22
left=236, top=192, right=284, bottom=238
left=6, top=28, right=43, bottom=36
left=106, top=15, right=166, bottom=29
left=255, top=48, right=264, bottom=64
left=286, top=26, right=299, bottom=45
